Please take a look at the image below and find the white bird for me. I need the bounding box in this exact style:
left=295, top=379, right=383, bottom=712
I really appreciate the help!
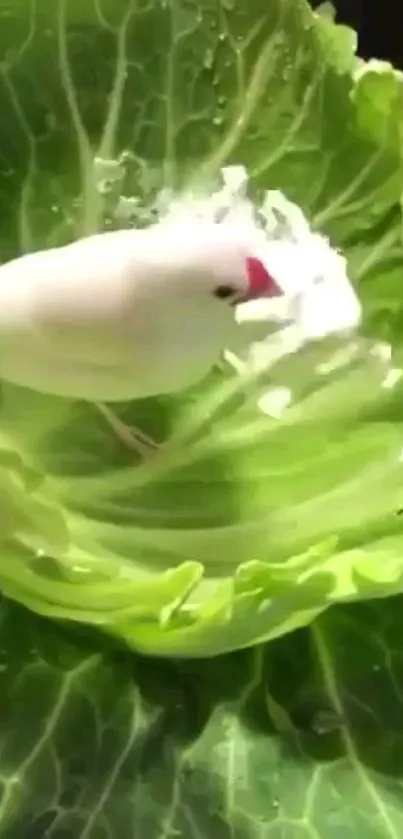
left=0, top=219, right=281, bottom=453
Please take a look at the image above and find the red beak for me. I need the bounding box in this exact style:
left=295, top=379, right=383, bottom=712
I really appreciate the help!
left=244, top=256, right=283, bottom=301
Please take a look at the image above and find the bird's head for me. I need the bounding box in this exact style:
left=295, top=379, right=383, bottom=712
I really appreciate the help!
left=145, top=218, right=283, bottom=310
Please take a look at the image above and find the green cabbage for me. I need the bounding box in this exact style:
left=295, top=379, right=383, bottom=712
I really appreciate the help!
left=0, top=0, right=403, bottom=661
left=1, top=0, right=403, bottom=835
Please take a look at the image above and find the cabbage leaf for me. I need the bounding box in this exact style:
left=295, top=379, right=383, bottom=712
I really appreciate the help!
left=0, top=0, right=402, bottom=656
left=1, top=596, right=403, bottom=838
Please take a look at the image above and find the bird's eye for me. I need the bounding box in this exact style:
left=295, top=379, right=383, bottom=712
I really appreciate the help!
left=213, top=284, right=237, bottom=300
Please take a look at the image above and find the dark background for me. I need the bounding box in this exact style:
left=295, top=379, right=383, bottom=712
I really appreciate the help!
left=310, top=0, right=402, bottom=68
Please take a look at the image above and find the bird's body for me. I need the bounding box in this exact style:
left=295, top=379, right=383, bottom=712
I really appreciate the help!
left=0, top=219, right=279, bottom=402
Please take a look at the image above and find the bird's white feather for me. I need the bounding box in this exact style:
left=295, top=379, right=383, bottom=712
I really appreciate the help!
left=0, top=221, right=252, bottom=401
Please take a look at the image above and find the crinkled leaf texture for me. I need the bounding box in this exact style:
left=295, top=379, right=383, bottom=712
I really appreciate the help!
left=1, top=597, right=403, bottom=838
left=0, top=0, right=402, bottom=656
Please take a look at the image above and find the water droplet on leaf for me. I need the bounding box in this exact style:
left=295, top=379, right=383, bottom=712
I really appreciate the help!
left=312, top=709, right=343, bottom=734
left=204, top=48, right=214, bottom=69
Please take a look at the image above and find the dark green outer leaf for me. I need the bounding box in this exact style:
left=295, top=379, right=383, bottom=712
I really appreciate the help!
left=1, top=595, right=403, bottom=838
left=0, top=0, right=401, bottom=262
